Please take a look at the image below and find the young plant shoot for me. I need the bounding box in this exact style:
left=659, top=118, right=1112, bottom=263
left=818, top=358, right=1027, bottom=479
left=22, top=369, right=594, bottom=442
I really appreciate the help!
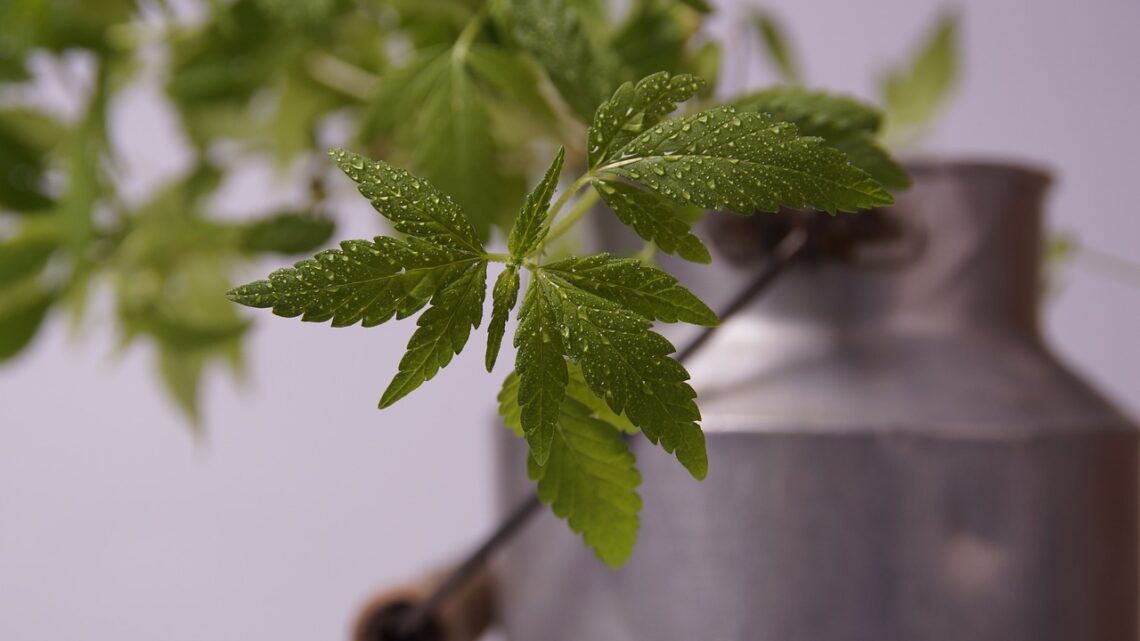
left=228, top=70, right=899, bottom=566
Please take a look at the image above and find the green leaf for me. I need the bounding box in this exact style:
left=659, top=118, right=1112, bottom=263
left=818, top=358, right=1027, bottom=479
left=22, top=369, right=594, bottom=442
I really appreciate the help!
left=158, top=346, right=206, bottom=427
left=501, top=0, right=618, bottom=121
left=543, top=254, right=717, bottom=325
left=879, top=11, right=960, bottom=146
left=237, top=211, right=335, bottom=255
left=732, top=87, right=909, bottom=189
left=826, top=132, right=911, bottom=190
left=380, top=261, right=487, bottom=407
left=134, top=312, right=251, bottom=352
left=466, top=44, right=557, bottom=124
left=502, top=363, right=638, bottom=436
left=0, top=282, right=55, bottom=362
left=610, top=3, right=692, bottom=86
left=598, top=106, right=893, bottom=214
left=528, top=396, right=641, bottom=567
left=751, top=10, right=801, bottom=84
left=0, top=113, right=55, bottom=212
left=537, top=269, right=707, bottom=478
left=360, top=49, right=530, bottom=239
left=594, top=180, right=710, bottom=263
left=508, top=147, right=565, bottom=260
left=513, top=277, right=569, bottom=464
left=486, top=265, right=520, bottom=372
left=588, top=71, right=704, bottom=168
left=676, top=0, right=712, bottom=13
left=732, top=87, right=882, bottom=139
left=499, top=369, right=641, bottom=566
left=330, top=149, right=485, bottom=253
left=0, top=226, right=61, bottom=289
left=498, top=371, right=525, bottom=437
left=566, top=362, right=637, bottom=434
left=227, top=236, right=480, bottom=327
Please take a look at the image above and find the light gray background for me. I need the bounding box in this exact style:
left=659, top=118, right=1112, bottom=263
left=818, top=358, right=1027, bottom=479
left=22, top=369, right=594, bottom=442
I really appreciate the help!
left=1, top=0, right=1138, bottom=639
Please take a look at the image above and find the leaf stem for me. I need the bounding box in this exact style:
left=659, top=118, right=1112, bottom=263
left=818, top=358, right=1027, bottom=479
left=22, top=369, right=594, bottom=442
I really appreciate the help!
left=545, top=172, right=594, bottom=223
left=305, top=51, right=377, bottom=101
left=543, top=188, right=599, bottom=248
left=483, top=252, right=512, bottom=263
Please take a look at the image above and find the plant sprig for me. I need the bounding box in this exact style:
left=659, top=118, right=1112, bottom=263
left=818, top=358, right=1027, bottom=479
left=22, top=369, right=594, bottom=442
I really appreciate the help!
left=228, top=70, right=897, bottom=565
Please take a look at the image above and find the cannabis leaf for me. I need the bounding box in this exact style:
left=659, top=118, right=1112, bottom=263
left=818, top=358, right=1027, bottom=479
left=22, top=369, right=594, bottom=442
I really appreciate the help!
left=485, top=265, right=520, bottom=372
left=595, top=106, right=893, bottom=215
left=565, top=362, right=637, bottom=434
left=489, top=147, right=566, bottom=373
left=733, top=87, right=910, bottom=189
left=361, top=49, right=528, bottom=238
left=513, top=279, right=569, bottom=464
left=508, top=147, right=565, bottom=260
left=528, top=396, right=641, bottom=567
left=236, top=211, right=334, bottom=255
left=588, top=72, right=705, bottom=168
left=331, top=150, right=484, bottom=253
left=879, top=11, right=960, bottom=146
left=500, top=364, right=638, bottom=437
left=229, top=152, right=491, bottom=407
left=501, top=0, right=618, bottom=121
left=594, top=180, right=711, bottom=263
left=499, top=372, right=641, bottom=567
left=752, top=10, right=801, bottom=84
left=0, top=111, right=57, bottom=212
left=522, top=267, right=709, bottom=478
left=541, top=254, right=717, bottom=326
left=381, top=260, right=487, bottom=407
left=0, top=282, right=56, bottom=361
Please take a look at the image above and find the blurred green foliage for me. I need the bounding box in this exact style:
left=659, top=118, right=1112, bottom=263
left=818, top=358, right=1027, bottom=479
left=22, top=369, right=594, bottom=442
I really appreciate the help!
left=2, top=0, right=957, bottom=427
left=0, top=0, right=717, bottom=424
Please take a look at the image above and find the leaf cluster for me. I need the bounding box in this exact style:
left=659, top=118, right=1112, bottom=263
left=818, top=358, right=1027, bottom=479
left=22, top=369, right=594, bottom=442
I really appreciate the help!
left=2, top=0, right=910, bottom=565
left=749, top=8, right=961, bottom=149
left=230, top=69, right=898, bottom=564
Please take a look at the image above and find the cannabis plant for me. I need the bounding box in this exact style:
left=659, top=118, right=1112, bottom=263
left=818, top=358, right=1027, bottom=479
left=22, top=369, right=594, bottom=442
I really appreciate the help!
left=225, top=4, right=911, bottom=564
left=1, top=0, right=951, bottom=564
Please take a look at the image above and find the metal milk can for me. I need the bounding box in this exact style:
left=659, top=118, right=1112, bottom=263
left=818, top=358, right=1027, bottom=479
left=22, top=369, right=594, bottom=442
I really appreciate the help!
left=494, top=160, right=1139, bottom=641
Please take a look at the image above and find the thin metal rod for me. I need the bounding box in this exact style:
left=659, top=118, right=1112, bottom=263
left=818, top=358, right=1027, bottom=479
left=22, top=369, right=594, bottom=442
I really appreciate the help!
left=675, top=227, right=808, bottom=362
left=399, top=227, right=811, bottom=637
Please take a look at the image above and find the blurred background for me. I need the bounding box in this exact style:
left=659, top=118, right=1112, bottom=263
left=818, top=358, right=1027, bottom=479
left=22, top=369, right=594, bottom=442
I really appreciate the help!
left=1, top=0, right=1137, bottom=639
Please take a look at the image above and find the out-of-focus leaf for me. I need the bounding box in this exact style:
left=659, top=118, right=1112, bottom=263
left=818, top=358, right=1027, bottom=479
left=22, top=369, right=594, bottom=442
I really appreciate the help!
left=466, top=44, right=557, bottom=124
left=611, top=0, right=695, bottom=83
left=879, top=11, right=960, bottom=147
left=359, top=50, right=528, bottom=238
left=500, top=0, right=619, bottom=121
left=0, top=281, right=56, bottom=362
left=0, top=222, right=63, bottom=288
left=752, top=10, right=800, bottom=84
left=237, top=211, right=335, bottom=255
left=675, top=0, right=712, bottom=13
left=268, top=68, right=345, bottom=165
left=0, top=0, right=135, bottom=54
left=158, top=346, right=206, bottom=426
left=692, top=40, right=721, bottom=98
left=732, top=87, right=909, bottom=189
left=0, top=113, right=57, bottom=212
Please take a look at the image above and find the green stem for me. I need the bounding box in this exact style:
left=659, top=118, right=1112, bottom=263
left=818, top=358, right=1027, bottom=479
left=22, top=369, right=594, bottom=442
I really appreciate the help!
left=543, top=188, right=599, bottom=249
left=483, top=252, right=512, bottom=263
left=545, top=172, right=595, bottom=225
left=306, top=51, right=377, bottom=101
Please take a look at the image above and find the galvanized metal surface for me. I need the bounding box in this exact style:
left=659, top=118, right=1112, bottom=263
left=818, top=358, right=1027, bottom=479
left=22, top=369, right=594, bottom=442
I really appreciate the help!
left=495, top=160, right=1139, bottom=641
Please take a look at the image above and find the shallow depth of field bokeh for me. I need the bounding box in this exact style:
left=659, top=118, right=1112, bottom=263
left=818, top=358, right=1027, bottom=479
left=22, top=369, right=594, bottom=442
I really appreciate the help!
left=1, top=1, right=1138, bottom=640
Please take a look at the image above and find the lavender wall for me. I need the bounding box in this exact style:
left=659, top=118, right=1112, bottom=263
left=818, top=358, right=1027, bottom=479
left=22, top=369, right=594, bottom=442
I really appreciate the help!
left=1, top=0, right=1137, bottom=639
